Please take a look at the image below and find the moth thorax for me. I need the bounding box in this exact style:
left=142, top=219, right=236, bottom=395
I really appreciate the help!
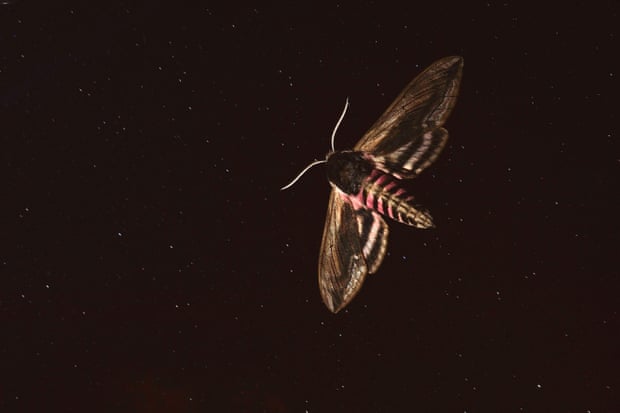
left=326, top=151, right=374, bottom=195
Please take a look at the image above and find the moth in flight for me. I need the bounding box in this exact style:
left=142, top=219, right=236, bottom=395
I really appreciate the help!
left=282, top=56, right=463, bottom=313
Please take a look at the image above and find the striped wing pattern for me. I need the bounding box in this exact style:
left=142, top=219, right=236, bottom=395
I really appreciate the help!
left=355, top=56, right=463, bottom=179
left=319, top=190, right=388, bottom=313
left=355, top=208, right=388, bottom=274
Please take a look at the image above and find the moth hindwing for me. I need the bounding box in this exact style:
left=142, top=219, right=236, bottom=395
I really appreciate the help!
left=318, top=56, right=463, bottom=313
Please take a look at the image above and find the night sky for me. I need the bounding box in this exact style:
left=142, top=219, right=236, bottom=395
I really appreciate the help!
left=2, top=2, right=618, bottom=412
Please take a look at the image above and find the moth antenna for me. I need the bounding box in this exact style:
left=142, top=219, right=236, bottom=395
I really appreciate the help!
left=281, top=98, right=348, bottom=191
left=330, top=97, right=349, bottom=152
left=280, top=159, right=327, bottom=191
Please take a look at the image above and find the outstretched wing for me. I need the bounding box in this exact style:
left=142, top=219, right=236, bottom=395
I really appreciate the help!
left=354, top=56, right=463, bottom=179
left=318, top=190, right=389, bottom=313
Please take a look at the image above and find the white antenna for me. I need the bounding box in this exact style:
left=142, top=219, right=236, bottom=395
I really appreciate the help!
left=280, top=159, right=327, bottom=190
left=280, top=98, right=350, bottom=191
left=331, top=98, right=349, bottom=151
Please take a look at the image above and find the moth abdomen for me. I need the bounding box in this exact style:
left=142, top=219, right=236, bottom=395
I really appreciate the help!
left=356, top=169, right=434, bottom=229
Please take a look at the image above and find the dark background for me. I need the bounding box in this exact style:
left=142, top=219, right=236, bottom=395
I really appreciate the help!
left=1, top=1, right=618, bottom=412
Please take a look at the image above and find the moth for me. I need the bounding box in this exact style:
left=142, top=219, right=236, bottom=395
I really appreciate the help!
left=282, top=56, right=463, bottom=313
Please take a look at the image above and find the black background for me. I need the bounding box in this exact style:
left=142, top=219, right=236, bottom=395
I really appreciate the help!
left=2, top=2, right=618, bottom=412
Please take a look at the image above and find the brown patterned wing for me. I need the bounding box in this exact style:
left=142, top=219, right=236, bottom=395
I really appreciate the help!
left=354, top=56, right=463, bottom=179
left=318, top=190, right=389, bottom=313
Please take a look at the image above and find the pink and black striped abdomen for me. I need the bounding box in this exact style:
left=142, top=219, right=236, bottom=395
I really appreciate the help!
left=351, top=169, right=434, bottom=228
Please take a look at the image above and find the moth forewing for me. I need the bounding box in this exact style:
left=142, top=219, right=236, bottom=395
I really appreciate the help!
left=355, top=56, right=463, bottom=179
left=318, top=190, right=370, bottom=313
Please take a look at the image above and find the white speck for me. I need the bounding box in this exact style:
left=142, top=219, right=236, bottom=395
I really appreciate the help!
left=169, top=244, right=174, bottom=249
left=45, top=284, right=50, bottom=289
left=536, top=384, right=542, bottom=389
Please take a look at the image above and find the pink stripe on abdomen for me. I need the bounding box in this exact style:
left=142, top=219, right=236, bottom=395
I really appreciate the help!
left=376, top=196, right=385, bottom=214
left=365, top=191, right=375, bottom=210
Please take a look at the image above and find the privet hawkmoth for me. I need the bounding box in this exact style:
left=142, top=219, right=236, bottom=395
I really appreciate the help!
left=283, top=56, right=463, bottom=313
